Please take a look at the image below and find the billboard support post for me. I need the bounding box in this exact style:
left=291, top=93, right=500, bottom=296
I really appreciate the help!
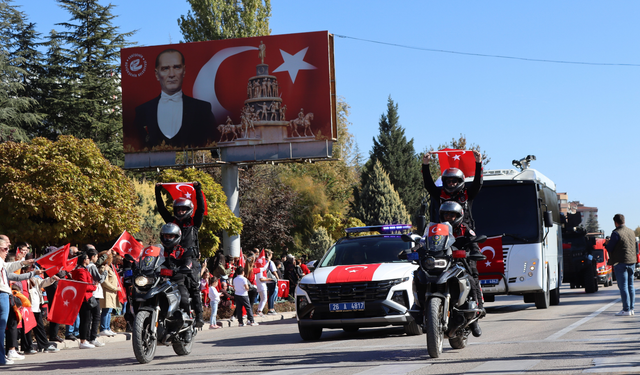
left=222, top=164, right=241, bottom=258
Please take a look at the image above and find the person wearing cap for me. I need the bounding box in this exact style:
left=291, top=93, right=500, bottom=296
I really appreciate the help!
left=422, top=150, right=483, bottom=229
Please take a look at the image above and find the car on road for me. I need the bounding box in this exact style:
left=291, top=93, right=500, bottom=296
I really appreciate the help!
left=295, top=224, right=421, bottom=341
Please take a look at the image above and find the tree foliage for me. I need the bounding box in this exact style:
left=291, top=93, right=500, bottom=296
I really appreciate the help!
left=131, top=178, right=165, bottom=246
left=308, top=227, right=332, bottom=261
left=0, top=135, right=139, bottom=249
left=313, top=213, right=364, bottom=242
left=155, top=168, right=242, bottom=258
left=355, top=160, right=411, bottom=226
left=584, top=214, right=600, bottom=233
left=178, top=0, right=271, bottom=42
left=353, top=97, right=423, bottom=221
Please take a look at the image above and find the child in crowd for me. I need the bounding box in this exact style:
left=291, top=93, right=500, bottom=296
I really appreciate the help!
left=208, top=276, right=221, bottom=329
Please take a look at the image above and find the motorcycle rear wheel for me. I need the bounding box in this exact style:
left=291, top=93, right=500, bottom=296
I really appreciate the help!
left=173, top=328, right=194, bottom=356
left=132, top=310, right=157, bottom=364
left=426, top=298, right=444, bottom=358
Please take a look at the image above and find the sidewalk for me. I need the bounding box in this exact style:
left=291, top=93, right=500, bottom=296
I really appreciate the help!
left=55, top=311, right=297, bottom=349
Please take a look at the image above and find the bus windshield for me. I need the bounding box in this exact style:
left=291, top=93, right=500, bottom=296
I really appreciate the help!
left=472, top=183, right=540, bottom=243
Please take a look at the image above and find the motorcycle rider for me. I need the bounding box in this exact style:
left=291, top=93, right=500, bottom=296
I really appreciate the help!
left=422, top=150, right=483, bottom=229
left=156, top=181, right=205, bottom=327
left=439, top=201, right=486, bottom=337
left=159, top=223, right=199, bottom=324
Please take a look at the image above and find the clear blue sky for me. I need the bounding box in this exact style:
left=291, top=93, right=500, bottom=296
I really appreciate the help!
left=15, top=0, right=640, bottom=235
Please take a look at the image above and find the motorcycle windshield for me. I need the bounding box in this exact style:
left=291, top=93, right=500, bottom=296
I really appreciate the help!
left=424, top=222, right=455, bottom=252
left=138, top=245, right=166, bottom=272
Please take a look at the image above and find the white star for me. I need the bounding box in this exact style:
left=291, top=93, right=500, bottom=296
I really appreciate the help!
left=63, top=300, right=69, bottom=307
left=484, top=260, right=492, bottom=267
left=453, top=154, right=461, bottom=161
left=184, top=192, right=192, bottom=199
left=273, top=47, right=317, bottom=83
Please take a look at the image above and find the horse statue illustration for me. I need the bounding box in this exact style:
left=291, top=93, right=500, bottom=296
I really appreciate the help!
left=288, top=113, right=314, bottom=137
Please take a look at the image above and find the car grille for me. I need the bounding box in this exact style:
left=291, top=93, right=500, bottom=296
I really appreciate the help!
left=302, top=281, right=395, bottom=303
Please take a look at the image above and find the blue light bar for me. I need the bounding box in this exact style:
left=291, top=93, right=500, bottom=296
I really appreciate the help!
left=345, top=224, right=412, bottom=234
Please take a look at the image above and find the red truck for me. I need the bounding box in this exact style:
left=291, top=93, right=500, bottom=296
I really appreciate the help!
left=593, top=238, right=613, bottom=287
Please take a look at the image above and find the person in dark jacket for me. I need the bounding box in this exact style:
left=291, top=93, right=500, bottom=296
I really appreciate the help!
left=156, top=182, right=205, bottom=327
left=606, top=213, right=637, bottom=316
left=422, top=150, right=483, bottom=228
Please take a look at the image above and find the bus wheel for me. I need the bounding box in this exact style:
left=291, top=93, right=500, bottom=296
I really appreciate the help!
left=535, top=275, right=550, bottom=309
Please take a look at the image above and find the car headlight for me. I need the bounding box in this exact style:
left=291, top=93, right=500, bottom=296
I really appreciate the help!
left=135, top=276, right=153, bottom=287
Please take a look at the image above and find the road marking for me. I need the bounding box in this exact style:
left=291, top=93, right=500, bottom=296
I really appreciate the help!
left=354, top=364, right=428, bottom=374
left=260, top=366, right=336, bottom=375
left=583, top=356, right=640, bottom=373
left=467, top=359, right=540, bottom=374
left=544, top=297, right=621, bottom=341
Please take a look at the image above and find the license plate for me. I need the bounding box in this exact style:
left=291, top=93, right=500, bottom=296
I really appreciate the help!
left=329, top=302, right=365, bottom=312
left=480, top=279, right=499, bottom=285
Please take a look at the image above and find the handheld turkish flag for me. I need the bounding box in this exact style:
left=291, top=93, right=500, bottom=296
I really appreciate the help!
left=64, top=257, right=78, bottom=272
left=477, top=236, right=505, bottom=282
left=277, top=279, right=290, bottom=298
left=48, top=279, right=89, bottom=325
left=112, top=230, right=144, bottom=260
left=159, top=183, right=208, bottom=216
left=113, top=265, right=127, bottom=305
left=36, top=244, right=70, bottom=277
left=255, top=249, right=266, bottom=269
left=17, top=306, right=36, bottom=333
left=434, top=148, right=477, bottom=178
left=237, top=253, right=246, bottom=269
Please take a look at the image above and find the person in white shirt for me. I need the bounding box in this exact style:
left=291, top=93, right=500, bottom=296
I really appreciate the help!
left=208, top=276, right=221, bottom=329
left=232, top=267, right=257, bottom=326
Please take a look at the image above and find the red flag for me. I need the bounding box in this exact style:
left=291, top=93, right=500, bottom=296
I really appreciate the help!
left=36, top=244, right=69, bottom=276
left=477, top=236, right=504, bottom=281
left=112, top=230, right=144, bottom=260
left=141, top=245, right=162, bottom=258
left=17, top=306, right=36, bottom=333
left=64, top=257, right=78, bottom=272
left=277, top=280, right=289, bottom=298
left=237, top=253, right=245, bottom=269
left=48, top=279, right=89, bottom=325
left=159, top=182, right=208, bottom=216
left=113, top=265, right=128, bottom=305
left=255, top=249, right=266, bottom=269
left=435, top=148, right=477, bottom=178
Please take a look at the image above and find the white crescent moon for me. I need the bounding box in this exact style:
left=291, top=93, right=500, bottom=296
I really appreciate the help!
left=48, top=250, right=61, bottom=262
left=175, top=183, right=193, bottom=195
left=193, top=46, right=259, bottom=122
left=120, top=240, right=131, bottom=253
left=481, top=246, right=496, bottom=259
left=61, top=286, right=77, bottom=300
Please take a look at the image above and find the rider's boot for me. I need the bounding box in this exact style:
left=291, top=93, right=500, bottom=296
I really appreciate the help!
left=192, top=292, right=205, bottom=328
left=470, top=320, right=482, bottom=337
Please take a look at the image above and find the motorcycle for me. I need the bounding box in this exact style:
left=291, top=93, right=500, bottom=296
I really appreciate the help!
left=124, top=246, right=197, bottom=364
left=401, top=222, right=486, bottom=358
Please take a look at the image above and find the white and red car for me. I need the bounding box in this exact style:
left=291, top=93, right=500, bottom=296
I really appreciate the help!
left=295, top=225, right=421, bottom=341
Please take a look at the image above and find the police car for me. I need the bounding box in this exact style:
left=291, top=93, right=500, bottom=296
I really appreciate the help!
left=295, top=224, right=421, bottom=341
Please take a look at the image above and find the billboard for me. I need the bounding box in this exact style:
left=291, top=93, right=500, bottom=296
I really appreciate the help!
left=121, top=31, right=336, bottom=168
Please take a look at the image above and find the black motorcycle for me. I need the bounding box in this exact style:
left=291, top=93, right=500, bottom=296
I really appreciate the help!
left=124, top=246, right=197, bottom=364
left=402, top=222, right=486, bottom=358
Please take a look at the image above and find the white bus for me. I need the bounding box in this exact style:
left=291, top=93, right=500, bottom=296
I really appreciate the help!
left=471, top=165, right=562, bottom=309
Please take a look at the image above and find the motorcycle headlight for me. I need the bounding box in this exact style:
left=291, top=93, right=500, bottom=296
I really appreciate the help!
left=423, top=256, right=448, bottom=270
left=135, top=276, right=152, bottom=287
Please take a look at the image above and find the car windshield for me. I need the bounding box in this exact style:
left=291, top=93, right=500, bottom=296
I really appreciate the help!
left=317, top=236, right=412, bottom=267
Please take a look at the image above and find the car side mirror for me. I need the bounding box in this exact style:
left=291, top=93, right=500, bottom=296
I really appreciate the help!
left=543, top=211, right=553, bottom=228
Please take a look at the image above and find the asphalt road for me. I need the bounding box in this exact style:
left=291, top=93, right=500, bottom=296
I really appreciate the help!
left=5, top=281, right=640, bottom=375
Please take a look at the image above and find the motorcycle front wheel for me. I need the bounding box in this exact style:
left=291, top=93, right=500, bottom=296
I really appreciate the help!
left=173, top=327, right=194, bottom=356
left=132, top=310, right=157, bottom=364
left=426, top=298, right=444, bottom=358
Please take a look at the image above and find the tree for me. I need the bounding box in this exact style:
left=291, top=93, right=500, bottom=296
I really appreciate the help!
left=308, top=227, right=332, bottom=261
left=155, top=168, right=243, bottom=257
left=0, top=135, right=139, bottom=249
left=355, top=160, right=411, bottom=226
left=131, top=178, right=165, bottom=246
left=52, top=0, right=134, bottom=166
left=313, top=213, right=364, bottom=242
left=353, top=97, right=423, bottom=221
left=178, top=0, right=271, bottom=42
left=585, top=215, right=600, bottom=233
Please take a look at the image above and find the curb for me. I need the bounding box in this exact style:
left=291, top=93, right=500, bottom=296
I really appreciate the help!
left=56, top=311, right=297, bottom=350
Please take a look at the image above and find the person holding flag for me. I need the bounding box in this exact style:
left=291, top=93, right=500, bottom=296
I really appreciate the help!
left=70, top=251, right=99, bottom=349
left=155, top=181, right=206, bottom=327
left=423, top=149, right=483, bottom=229
left=98, top=251, right=119, bottom=337
left=23, top=258, right=61, bottom=353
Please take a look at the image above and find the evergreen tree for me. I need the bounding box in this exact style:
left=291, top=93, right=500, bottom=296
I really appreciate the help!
left=308, top=227, right=333, bottom=261
left=178, top=0, right=271, bottom=42
left=585, top=215, right=599, bottom=233
left=52, top=0, right=134, bottom=166
left=353, top=96, right=423, bottom=221
left=355, top=160, right=410, bottom=226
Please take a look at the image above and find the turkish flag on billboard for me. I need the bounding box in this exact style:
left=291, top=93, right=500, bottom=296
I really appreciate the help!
left=111, top=230, right=144, bottom=260
left=48, top=280, right=89, bottom=325
left=277, top=280, right=290, bottom=298
left=159, top=182, right=208, bottom=216
left=435, top=149, right=477, bottom=177
left=113, top=265, right=128, bottom=305
left=17, top=306, right=36, bottom=333
left=121, top=31, right=335, bottom=154
left=477, top=236, right=504, bottom=280
left=36, top=244, right=69, bottom=276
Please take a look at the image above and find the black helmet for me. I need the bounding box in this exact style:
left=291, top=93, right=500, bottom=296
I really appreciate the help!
left=173, top=197, right=194, bottom=220
left=440, top=201, right=464, bottom=228
left=160, top=223, right=182, bottom=249
left=442, top=168, right=465, bottom=194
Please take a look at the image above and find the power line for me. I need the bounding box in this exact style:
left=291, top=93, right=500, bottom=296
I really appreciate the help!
left=333, top=34, right=640, bottom=67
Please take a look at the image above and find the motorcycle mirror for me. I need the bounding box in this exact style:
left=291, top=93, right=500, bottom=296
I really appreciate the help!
left=124, top=254, right=136, bottom=262
left=401, top=234, right=414, bottom=243
left=474, top=235, right=487, bottom=243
